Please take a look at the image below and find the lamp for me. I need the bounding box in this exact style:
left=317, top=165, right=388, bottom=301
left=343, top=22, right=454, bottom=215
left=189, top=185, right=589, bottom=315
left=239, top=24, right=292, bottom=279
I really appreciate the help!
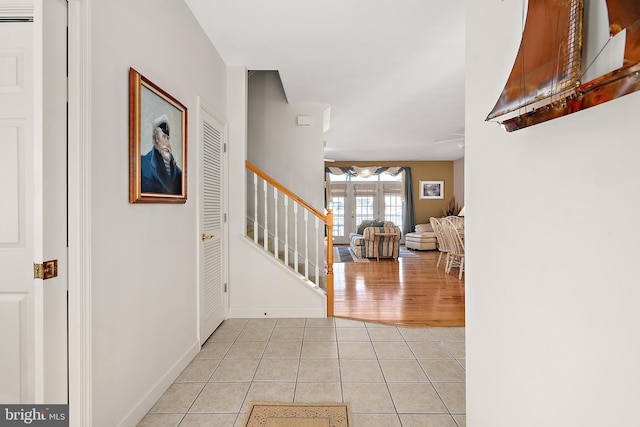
left=458, top=206, right=465, bottom=217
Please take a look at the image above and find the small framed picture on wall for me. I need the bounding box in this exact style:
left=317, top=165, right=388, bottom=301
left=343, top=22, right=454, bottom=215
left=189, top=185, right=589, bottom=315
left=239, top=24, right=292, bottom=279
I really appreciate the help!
left=419, top=180, right=444, bottom=199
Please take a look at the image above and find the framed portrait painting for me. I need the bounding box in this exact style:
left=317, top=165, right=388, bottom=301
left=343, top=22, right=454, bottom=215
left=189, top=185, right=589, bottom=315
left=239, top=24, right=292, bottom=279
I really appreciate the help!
left=129, top=67, right=188, bottom=203
left=419, top=180, right=444, bottom=200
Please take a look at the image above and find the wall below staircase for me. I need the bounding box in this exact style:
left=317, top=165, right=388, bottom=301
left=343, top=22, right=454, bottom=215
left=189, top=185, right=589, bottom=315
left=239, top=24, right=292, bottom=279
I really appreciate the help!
left=227, top=68, right=327, bottom=319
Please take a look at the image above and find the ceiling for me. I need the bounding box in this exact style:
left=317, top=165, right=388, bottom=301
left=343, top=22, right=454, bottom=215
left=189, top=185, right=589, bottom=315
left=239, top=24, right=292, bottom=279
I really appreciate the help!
left=184, top=0, right=466, bottom=161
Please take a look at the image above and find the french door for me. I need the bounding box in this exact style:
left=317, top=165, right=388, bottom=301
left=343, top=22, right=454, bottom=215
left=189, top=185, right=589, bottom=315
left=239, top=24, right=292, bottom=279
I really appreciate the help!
left=328, top=176, right=403, bottom=244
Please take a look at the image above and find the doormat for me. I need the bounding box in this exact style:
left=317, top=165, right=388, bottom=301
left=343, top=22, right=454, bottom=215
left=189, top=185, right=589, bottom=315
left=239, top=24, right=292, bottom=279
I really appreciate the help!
left=242, top=402, right=352, bottom=427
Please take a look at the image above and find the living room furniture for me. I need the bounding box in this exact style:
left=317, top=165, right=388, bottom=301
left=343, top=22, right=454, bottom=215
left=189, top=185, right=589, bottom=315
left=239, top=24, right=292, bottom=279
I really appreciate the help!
left=441, top=217, right=465, bottom=279
left=405, top=223, right=438, bottom=251
left=374, top=232, right=399, bottom=261
left=429, top=217, right=448, bottom=268
left=349, top=220, right=401, bottom=259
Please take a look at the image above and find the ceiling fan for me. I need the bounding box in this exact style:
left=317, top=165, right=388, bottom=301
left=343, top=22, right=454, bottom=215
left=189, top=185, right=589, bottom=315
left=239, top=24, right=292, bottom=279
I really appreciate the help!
left=434, top=132, right=465, bottom=149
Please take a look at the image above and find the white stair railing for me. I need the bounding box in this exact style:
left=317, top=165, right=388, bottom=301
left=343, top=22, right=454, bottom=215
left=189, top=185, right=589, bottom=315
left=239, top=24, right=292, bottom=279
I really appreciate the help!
left=245, top=161, right=334, bottom=316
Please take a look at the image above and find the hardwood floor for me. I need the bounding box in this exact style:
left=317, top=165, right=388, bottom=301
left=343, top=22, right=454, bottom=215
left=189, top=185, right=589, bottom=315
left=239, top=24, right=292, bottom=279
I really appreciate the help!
left=333, top=246, right=465, bottom=327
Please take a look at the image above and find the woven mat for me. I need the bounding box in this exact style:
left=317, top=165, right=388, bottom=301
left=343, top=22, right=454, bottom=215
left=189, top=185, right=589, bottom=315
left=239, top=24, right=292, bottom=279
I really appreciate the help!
left=243, top=402, right=352, bottom=427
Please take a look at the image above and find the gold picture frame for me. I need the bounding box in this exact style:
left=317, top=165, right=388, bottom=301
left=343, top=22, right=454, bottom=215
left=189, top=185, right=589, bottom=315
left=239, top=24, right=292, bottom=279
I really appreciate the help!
left=129, top=67, right=187, bottom=203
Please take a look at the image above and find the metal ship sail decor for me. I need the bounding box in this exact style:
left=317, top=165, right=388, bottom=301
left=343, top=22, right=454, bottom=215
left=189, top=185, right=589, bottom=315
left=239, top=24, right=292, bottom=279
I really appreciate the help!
left=487, top=0, right=640, bottom=132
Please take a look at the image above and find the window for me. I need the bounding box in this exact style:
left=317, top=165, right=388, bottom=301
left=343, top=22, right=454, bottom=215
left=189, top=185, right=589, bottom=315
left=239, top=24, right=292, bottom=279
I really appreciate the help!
left=328, top=196, right=345, bottom=236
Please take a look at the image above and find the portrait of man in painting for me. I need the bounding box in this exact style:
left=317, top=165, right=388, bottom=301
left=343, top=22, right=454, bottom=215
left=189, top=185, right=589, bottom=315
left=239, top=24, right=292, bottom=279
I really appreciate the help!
left=140, top=111, right=182, bottom=195
left=129, top=67, right=187, bottom=204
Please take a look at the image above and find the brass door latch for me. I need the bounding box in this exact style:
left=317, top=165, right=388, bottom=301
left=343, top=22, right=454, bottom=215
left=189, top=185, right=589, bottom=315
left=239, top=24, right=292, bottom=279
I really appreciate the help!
left=34, top=260, right=58, bottom=280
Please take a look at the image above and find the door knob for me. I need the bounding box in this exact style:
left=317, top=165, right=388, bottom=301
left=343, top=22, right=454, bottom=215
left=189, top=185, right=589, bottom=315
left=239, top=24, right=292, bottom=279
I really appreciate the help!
left=201, top=233, right=214, bottom=241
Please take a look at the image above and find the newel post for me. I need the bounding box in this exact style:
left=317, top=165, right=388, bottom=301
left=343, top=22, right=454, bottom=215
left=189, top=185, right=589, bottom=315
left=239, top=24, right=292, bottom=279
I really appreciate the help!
left=326, top=209, right=334, bottom=317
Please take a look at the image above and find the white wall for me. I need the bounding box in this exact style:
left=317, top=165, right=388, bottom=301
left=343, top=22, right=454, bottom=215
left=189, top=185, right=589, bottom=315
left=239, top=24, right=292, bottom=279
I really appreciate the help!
left=224, top=70, right=326, bottom=318
left=247, top=71, right=326, bottom=207
left=467, top=2, right=640, bottom=426
left=88, top=1, right=226, bottom=425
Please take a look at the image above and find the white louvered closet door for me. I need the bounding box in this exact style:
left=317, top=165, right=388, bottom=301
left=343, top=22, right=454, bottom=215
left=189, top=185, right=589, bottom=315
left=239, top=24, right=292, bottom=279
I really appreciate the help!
left=199, top=106, right=226, bottom=344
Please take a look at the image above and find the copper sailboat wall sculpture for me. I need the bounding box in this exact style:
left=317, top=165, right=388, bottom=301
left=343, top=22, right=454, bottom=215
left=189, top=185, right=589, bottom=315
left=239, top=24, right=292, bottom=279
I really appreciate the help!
left=487, top=0, right=640, bottom=132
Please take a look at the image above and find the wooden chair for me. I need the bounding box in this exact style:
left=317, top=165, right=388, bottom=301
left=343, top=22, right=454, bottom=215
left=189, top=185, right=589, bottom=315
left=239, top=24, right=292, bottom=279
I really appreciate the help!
left=429, top=217, right=449, bottom=269
left=442, top=218, right=465, bottom=279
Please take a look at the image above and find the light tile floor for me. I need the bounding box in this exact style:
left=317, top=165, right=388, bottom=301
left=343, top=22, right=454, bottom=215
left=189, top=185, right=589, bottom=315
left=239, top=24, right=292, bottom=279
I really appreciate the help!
left=137, top=317, right=465, bottom=427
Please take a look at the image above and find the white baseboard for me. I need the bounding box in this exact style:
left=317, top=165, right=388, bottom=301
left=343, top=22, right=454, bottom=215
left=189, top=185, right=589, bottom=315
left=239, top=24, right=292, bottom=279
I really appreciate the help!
left=228, top=306, right=326, bottom=318
left=116, top=340, right=200, bottom=427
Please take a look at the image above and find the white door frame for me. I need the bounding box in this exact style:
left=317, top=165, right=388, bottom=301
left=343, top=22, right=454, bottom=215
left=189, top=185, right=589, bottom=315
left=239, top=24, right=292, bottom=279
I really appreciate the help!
left=67, top=0, right=92, bottom=424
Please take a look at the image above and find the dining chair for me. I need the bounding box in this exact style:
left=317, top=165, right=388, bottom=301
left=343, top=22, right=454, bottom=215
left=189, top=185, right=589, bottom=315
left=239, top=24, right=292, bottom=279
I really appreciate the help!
left=442, top=217, right=465, bottom=280
left=430, top=217, right=449, bottom=269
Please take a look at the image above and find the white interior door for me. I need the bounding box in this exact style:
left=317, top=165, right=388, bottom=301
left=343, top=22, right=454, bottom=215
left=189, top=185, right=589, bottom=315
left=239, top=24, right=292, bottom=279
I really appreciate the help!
left=198, top=103, right=226, bottom=344
left=0, top=3, right=67, bottom=404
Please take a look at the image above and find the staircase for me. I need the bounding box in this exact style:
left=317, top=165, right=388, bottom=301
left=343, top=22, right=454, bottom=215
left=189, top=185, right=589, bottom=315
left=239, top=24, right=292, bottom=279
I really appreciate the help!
left=245, top=161, right=334, bottom=316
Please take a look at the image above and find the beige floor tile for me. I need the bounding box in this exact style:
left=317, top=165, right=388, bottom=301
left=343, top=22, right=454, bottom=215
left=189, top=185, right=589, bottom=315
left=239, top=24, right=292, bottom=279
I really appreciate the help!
left=178, top=413, right=239, bottom=427
left=236, top=327, right=274, bottom=342
left=276, top=318, right=306, bottom=327
left=431, top=327, right=465, bottom=341
left=175, top=359, right=220, bottom=382
left=379, top=359, right=429, bottom=382
left=364, top=321, right=395, bottom=328
left=240, top=382, right=296, bottom=412
left=141, top=320, right=466, bottom=424
left=303, top=327, right=337, bottom=341
left=305, top=318, right=335, bottom=327
left=419, top=359, right=466, bottom=382
left=297, top=358, right=340, bottom=382
left=372, top=341, right=415, bottom=359
left=406, top=341, right=454, bottom=359
left=269, top=327, right=304, bottom=341
left=234, top=413, right=248, bottom=427
left=336, top=328, right=371, bottom=342
left=339, top=359, right=385, bottom=382
left=453, top=414, right=466, bottom=426
left=367, top=327, right=404, bottom=342
left=225, top=341, right=267, bottom=359
left=245, top=318, right=278, bottom=328
left=209, top=359, right=259, bottom=382
left=294, top=382, right=343, bottom=403
left=352, top=413, right=401, bottom=427
left=136, top=413, right=183, bottom=427
left=443, top=341, right=466, bottom=359
left=301, top=341, right=338, bottom=358
left=149, top=383, right=205, bottom=414
left=398, top=327, right=439, bottom=341
left=263, top=340, right=302, bottom=358
left=335, top=318, right=366, bottom=328
left=189, top=382, right=250, bottom=413
left=337, top=342, right=377, bottom=359
left=195, top=341, right=232, bottom=360
left=433, top=382, right=466, bottom=414
left=254, top=358, right=300, bottom=381
left=216, top=319, right=248, bottom=330
left=206, top=328, right=241, bottom=343
left=342, top=383, right=396, bottom=414
left=387, top=383, right=448, bottom=413
left=398, top=414, right=458, bottom=427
